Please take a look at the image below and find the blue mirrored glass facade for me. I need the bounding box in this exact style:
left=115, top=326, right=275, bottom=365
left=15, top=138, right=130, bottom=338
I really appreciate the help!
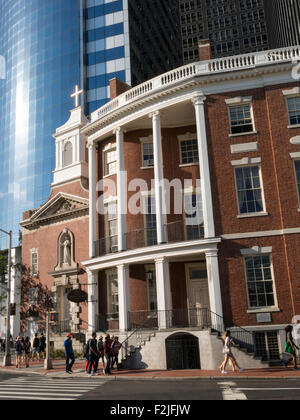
left=0, top=0, right=80, bottom=248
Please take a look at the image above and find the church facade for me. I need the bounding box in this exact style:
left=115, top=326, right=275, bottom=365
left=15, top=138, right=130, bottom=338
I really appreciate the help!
left=20, top=45, right=300, bottom=369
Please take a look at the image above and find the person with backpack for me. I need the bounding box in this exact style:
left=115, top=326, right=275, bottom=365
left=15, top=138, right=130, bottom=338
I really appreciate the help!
left=111, top=337, right=122, bottom=370
left=24, top=337, right=31, bottom=368
left=39, top=332, right=46, bottom=360
left=87, top=332, right=100, bottom=376
left=31, top=333, right=40, bottom=362
left=15, top=337, right=23, bottom=369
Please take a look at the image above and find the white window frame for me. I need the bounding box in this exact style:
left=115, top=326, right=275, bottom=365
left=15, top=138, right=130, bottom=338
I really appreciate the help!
left=106, top=269, right=119, bottom=318
left=232, top=160, right=267, bottom=218
left=104, top=199, right=118, bottom=254
left=142, top=194, right=157, bottom=246
left=291, top=156, right=300, bottom=209
left=145, top=264, right=157, bottom=312
left=183, top=188, right=204, bottom=240
left=286, top=96, right=300, bottom=127
left=242, top=252, right=278, bottom=311
left=30, top=249, right=38, bottom=277
left=283, top=88, right=300, bottom=128
left=226, top=97, right=256, bottom=136
left=104, top=143, right=117, bottom=176
left=177, top=133, right=199, bottom=167
left=140, top=136, right=154, bottom=169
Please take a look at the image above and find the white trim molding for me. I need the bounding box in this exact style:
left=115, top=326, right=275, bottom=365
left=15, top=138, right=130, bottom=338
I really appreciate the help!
left=290, top=136, right=300, bottom=145
left=282, top=87, right=300, bottom=96
left=231, top=142, right=258, bottom=154
left=231, top=157, right=261, bottom=166
left=240, top=246, right=273, bottom=255
left=225, top=96, right=252, bottom=105
left=290, top=152, right=300, bottom=159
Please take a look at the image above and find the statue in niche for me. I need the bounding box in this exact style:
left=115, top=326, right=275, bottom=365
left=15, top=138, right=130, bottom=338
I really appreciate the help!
left=63, top=239, right=71, bottom=265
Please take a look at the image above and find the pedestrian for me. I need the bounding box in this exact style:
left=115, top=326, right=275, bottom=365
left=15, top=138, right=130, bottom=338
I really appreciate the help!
left=219, top=330, right=244, bottom=374
left=31, top=333, right=40, bottom=362
left=87, top=332, right=99, bottom=377
left=24, top=337, right=31, bottom=368
left=98, top=335, right=105, bottom=369
left=39, top=333, right=46, bottom=360
left=104, top=334, right=112, bottom=375
left=15, top=337, right=23, bottom=369
left=283, top=325, right=299, bottom=370
left=111, top=337, right=122, bottom=370
left=64, top=333, right=75, bottom=374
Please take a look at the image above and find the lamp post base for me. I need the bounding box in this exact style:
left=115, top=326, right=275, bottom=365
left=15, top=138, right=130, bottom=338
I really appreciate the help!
left=3, top=354, right=12, bottom=367
left=44, top=359, right=53, bottom=370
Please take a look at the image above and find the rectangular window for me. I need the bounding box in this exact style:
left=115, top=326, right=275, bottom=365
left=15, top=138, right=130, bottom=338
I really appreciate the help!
left=180, top=139, right=199, bottom=165
left=235, top=165, right=264, bottom=214
left=146, top=268, right=157, bottom=311
left=287, top=97, right=300, bottom=126
left=294, top=160, right=300, bottom=205
left=104, top=148, right=117, bottom=176
left=229, top=104, right=254, bottom=134
left=244, top=255, right=276, bottom=309
left=31, top=252, right=38, bottom=276
left=184, top=192, right=204, bottom=240
left=105, top=201, right=118, bottom=253
left=142, top=142, right=154, bottom=167
left=107, top=271, right=119, bottom=316
left=254, top=331, right=280, bottom=361
left=144, top=196, right=157, bottom=246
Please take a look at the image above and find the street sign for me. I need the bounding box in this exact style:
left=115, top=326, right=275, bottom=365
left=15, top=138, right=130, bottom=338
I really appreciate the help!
left=49, top=312, right=59, bottom=323
left=67, top=289, right=88, bottom=303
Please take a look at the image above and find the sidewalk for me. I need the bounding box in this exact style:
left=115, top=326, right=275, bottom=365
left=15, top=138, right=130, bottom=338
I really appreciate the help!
left=1, top=358, right=300, bottom=380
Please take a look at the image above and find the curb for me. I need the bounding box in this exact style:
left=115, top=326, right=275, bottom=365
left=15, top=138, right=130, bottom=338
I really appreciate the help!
left=1, top=367, right=300, bottom=381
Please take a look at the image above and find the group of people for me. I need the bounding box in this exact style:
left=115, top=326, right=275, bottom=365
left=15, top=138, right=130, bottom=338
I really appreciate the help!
left=220, top=325, right=299, bottom=374
left=15, top=333, right=46, bottom=369
left=63, top=332, right=122, bottom=376
left=85, top=333, right=122, bottom=377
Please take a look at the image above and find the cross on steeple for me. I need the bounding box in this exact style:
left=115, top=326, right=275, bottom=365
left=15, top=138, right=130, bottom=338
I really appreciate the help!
left=71, top=85, right=83, bottom=108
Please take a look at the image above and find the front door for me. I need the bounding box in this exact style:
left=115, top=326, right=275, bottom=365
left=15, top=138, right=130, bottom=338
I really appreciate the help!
left=186, top=263, right=210, bottom=327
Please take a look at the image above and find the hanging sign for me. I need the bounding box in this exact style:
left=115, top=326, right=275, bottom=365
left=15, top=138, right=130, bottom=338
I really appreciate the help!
left=67, top=289, right=88, bottom=303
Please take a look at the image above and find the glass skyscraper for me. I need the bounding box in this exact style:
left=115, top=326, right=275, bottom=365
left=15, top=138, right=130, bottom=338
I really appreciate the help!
left=0, top=0, right=81, bottom=249
left=0, top=0, right=182, bottom=249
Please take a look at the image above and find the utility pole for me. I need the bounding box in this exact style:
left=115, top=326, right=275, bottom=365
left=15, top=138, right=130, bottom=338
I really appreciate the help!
left=0, top=228, right=12, bottom=367
left=44, top=295, right=53, bottom=370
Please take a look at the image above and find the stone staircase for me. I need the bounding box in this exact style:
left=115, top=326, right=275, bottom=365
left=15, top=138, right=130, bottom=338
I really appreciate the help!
left=120, top=326, right=269, bottom=371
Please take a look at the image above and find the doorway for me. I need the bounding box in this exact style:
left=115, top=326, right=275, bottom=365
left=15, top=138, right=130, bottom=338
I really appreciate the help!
left=166, top=333, right=200, bottom=370
left=186, top=263, right=211, bottom=328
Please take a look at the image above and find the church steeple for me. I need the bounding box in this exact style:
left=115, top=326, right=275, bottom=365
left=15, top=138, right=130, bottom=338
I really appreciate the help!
left=52, top=100, right=89, bottom=188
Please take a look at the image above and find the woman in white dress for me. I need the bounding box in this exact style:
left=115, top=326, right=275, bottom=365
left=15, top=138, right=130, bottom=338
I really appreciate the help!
left=219, top=330, right=244, bottom=374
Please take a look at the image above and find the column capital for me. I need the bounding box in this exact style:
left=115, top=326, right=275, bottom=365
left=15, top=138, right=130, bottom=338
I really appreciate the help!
left=205, top=249, right=219, bottom=258
left=87, top=141, right=96, bottom=150
left=192, top=95, right=207, bottom=107
left=117, top=263, right=129, bottom=270
left=149, top=110, right=160, bottom=119
left=155, top=256, right=169, bottom=264
left=114, top=126, right=126, bottom=135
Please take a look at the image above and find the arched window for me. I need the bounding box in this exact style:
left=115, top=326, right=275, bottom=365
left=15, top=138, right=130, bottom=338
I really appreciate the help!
left=63, top=142, right=73, bottom=167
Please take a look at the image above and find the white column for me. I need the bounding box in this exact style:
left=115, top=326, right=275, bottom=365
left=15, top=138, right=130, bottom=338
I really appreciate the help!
left=205, top=250, right=223, bottom=318
left=117, top=264, right=130, bottom=331
left=192, top=96, right=215, bottom=238
left=155, top=257, right=172, bottom=329
left=88, top=143, right=97, bottom=258
left=115, top=127, right=126, bottom=252
left=87, top=270, right=99, bottom=334
left=151, top=111, right=166, bottom=244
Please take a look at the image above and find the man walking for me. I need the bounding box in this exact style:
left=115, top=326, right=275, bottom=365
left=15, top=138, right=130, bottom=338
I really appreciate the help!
left=87, top=332, right=99, bottom=376
left=64, top=333, right=75, bottom=374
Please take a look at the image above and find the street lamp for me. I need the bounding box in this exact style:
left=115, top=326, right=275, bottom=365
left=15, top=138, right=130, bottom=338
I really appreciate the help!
left=44, top=294, right=53, bottom=370
left=0, top=228, right=12, bottom=367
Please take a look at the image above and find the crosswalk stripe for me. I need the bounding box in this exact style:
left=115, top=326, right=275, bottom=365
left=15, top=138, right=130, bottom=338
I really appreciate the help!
left=0, top=377, right=107, bottom=400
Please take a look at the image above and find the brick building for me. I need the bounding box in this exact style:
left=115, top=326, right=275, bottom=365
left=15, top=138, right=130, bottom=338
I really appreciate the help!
left=21, top=45, right=300, bottom=369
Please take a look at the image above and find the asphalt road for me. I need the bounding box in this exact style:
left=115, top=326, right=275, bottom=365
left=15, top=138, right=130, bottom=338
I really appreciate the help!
left=0, top=372, right=300, bottom=403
